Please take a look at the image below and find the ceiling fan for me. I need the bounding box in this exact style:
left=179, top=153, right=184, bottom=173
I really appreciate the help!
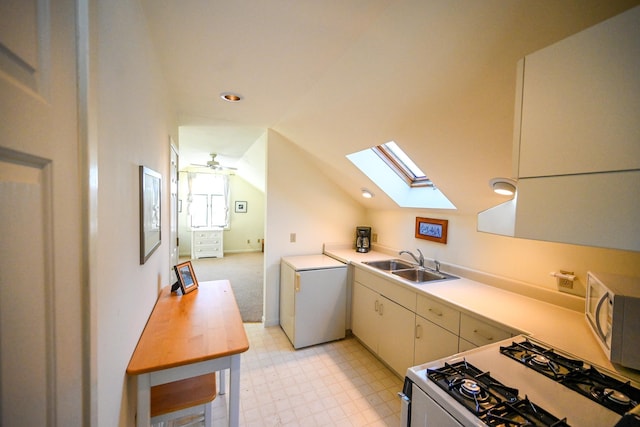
left=190, top=153, right=237, bottom=173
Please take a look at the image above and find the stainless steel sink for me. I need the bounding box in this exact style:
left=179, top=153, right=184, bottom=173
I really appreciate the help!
left=392, top=268, right=458, bottom=283
left=363, top=259, right=415, bottom=271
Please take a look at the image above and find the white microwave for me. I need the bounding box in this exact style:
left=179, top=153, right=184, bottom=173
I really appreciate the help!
left=585, top=271, right=640, bottom=370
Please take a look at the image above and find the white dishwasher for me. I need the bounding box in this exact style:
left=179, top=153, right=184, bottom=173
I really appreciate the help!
left=280, top=255, right=347, bottom=349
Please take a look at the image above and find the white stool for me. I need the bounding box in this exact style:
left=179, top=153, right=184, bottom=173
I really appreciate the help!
left=150, top=373, right=216, bottom=427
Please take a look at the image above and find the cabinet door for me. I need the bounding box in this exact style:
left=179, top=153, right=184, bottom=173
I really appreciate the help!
left=352, top=282, right=379, bottom=352
left=516, top=7, right=640, bottom=178
left=414, top=316, right=459, bottom=365
left=279, top=263, right=296, bottom=341
left=378, top=296, right=415, bottom=376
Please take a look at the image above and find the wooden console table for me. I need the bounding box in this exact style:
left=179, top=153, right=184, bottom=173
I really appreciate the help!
left=127, top=280, right=249, bottom=426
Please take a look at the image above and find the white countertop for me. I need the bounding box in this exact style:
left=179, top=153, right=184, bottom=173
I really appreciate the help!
left=324, top=247, right=640, bottom=382
left=281, top=254, right=347, bottom=271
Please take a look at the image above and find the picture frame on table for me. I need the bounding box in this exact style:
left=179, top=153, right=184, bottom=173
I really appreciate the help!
left=173, top=261, right=199, bottom=294
left=415, top=217, right=448, bottom=244
left=139, top=165, right=162, bottom=264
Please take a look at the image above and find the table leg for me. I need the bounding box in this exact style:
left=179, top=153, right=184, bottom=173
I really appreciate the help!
left=136, top=373, right=151, bottom=427
left=219, top=369, right=226, bottom=395
left=228, top=354, right=241, bottom=427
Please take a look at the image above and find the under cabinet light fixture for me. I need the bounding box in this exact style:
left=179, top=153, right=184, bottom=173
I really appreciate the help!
left=361, top=189, right=374, bottom=199
left=220, top=92, right=242, bottom=102
left=489, top=178, right=517, bottom=196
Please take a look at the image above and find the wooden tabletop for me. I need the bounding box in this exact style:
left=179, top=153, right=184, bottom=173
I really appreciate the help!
left=127, top=280, right=250, bottom=375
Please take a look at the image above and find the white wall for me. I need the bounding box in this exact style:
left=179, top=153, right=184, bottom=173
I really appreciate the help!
left=95, top=0, right=176, bottom=425
left=367, top=209, right=640, bottom=298
left=264, top=130, right=366, bottom=325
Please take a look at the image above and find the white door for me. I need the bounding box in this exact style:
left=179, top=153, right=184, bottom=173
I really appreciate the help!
left=170, top=142, right=179, bottom=268
left=0, top=0, right=85, bottom=425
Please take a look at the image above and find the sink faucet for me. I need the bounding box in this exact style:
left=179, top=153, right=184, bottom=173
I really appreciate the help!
left=399, top=249, right=424, bottom=268
left=433, top=260, right=441, bottom=273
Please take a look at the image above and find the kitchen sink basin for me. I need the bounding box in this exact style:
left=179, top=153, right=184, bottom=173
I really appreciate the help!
left=392, top=268, right=458, bottom=283
left=363, top=259, right=415, bottom=271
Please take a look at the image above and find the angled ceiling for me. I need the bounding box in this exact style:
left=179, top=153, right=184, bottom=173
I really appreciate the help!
left=141, top=0, right=638, bottom=214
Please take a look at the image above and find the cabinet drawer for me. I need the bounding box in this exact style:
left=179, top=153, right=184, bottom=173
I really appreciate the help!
left=459, top=313, right=511, bottom=347
left=193, top=230, right=221, bottom=239
left=354, top=267, right=416, bottom=311
left=193, top=237, right=221, bottom=246
left=416, top=294, right=460, bottom=335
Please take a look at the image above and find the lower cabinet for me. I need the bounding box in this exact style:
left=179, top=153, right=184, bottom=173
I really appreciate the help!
left=352, top=281, right=414, bottom=376
left=351, top=266, right=520, bottom=376
left=414, top=315, right=459, bottom=366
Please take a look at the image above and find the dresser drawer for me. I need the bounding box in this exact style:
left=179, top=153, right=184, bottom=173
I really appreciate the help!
left=416, top=294, right=460, bottom=335
left=459, top=313, right=511, bottom=347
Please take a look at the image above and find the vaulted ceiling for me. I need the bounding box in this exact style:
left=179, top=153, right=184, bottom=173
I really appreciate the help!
left=140, top=0, right=638, bottom=214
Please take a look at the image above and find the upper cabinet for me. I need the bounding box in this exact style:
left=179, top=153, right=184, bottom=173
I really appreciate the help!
left=513, top=6, right=640, bottom=178
left=479, top=6, right=640, bottom=252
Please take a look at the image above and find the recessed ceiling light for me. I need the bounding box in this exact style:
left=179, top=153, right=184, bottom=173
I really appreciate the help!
left=489, top=177, right=517, bottom=196
left=361, top=189, right=374, bottom=199
left=220, top=92, right=242, bottom=102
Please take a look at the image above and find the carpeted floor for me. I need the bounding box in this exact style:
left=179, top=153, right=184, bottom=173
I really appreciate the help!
left=185, top=252, right=264, bottom=322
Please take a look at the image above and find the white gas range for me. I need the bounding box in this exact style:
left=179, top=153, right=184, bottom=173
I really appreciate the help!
left=400, top=335, right=640, bottom=427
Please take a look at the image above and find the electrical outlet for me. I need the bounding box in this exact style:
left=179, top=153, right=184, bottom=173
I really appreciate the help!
left=372, top=233, right=378, bottom=243
left=290, top=233, right=296, bottom=243
left=247, top=239, right=250, bottom=244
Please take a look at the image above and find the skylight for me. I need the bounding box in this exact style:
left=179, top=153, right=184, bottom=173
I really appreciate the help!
left=346, top=141, right=456, bottom=210
left=372, top=141, right=433, bottom=187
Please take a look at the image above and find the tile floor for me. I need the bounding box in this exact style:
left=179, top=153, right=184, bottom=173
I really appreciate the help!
left=169, top=323, right=403, bottom=427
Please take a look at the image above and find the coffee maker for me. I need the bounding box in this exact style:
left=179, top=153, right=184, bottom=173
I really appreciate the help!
left=355, top=226, right=371, bottom=253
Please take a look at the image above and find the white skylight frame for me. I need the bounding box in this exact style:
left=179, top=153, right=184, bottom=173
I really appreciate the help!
left=346, top=141, right=456, bottom=210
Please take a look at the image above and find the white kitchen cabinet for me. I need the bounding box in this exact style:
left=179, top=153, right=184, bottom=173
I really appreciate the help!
left=377, top=295, right=415, bottom=376
left=351, top=279, right=415, bottom=376
left=514, top=6, right=640, bottom=178
left=351, top=281, right=379, bottom=351
left=459, top=313, right=512, bottom=348
left=479, top=6, right=640, bottom=252
left=414, top=294, right=460, bottom=365
left=414, top=315, right=459, bottom=366
left=191, top=228, right=223, bottom=259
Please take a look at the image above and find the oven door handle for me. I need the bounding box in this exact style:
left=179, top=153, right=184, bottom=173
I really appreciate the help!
left=398, top=392, right=410, bottom=426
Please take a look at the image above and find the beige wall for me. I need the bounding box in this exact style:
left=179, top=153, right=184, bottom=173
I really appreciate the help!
left=366, top=209, right=640, bottom=297
left=224, top=174, right=265, bottom=253
left=94, top=1, right=176, bottom=425
left=264, top=130, right=366, bottom=325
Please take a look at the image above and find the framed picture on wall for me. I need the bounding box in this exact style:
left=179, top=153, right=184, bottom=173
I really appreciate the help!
left=415, top=217, right=448, bottom=244
left=139, top=165, right=162, bottom=264
left=235, top=201, right=247, bottom=213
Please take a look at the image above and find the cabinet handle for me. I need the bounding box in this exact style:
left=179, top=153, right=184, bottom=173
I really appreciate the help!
left=374, top=300, right=379, bottom=312
left=416, top=324, right=422, bottom=339
left=379, top=303, right=383, bottom=316
left=428, top=308, right=443, bottom=317
left=295, top=273, right=300, bottom=292
left=473, top=329, right=494, bottom=341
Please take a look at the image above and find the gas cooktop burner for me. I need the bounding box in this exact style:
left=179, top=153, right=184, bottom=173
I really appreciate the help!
left=593, top=387, right=632, bottom=405
left=483, top=397, right=571, bottom=427
left=426, top=360, right=570, bottom=426
left=458, top=379, right=489, bottom=401
left=501, top=339, right=640, bottom=416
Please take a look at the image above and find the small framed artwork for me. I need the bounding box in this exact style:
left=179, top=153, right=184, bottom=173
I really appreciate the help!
left=139, top=165, right=162, bottom=264
left=173, top=261, right=199, bottom=294
left=415, top=217, right=448, bottom=244
left=235, top=201, right=247, bottom=213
